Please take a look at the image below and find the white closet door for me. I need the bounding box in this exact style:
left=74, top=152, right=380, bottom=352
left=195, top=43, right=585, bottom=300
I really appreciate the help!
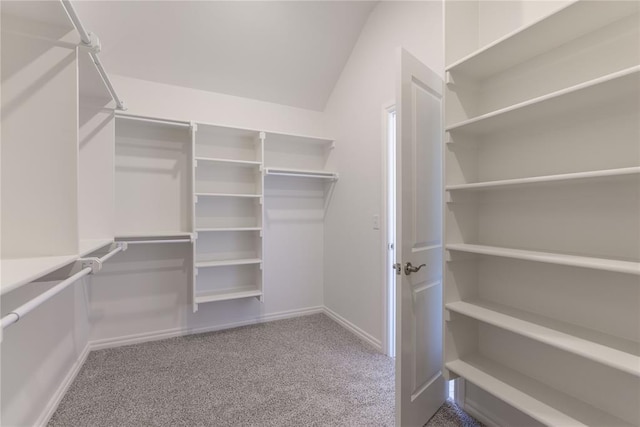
left=395, top=48, right=446, bottom=427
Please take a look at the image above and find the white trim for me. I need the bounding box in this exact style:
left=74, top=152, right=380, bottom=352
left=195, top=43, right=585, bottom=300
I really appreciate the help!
left=381, top=101, right=396, bottom=358
left=89, top=306, right=324, bottom=351
left=323, top=306, right=383, bottom=351
left=464, top=398, right=505, bottom=427
left=36, top=343, right=91, bottom=426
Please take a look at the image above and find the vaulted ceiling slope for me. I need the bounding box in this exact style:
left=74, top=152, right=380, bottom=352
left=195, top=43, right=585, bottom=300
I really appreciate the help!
left=73, top=1, right=377, bottom=111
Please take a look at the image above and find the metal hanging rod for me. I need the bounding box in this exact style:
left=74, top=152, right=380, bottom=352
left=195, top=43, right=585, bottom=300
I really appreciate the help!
left=1, top=243, right=127, bottom=331
left=115, top=113, right=192, bottom=128
left=60, top=0, right=126, bottom=110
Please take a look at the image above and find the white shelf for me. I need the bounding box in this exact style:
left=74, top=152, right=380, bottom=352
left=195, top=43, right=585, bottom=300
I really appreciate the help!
left=195, top=258, right=262, bottom=268
left=1, top=255, right=78, bottom=295
left=196, top=227, right=261, bottom=233
left=264, top=167, right=338, bottom=180
left=195, top=193, right=262, bottom=198
left=447, top=300, right=640, bottom=377
left=446, top=355, right=633, bottom=427
left=195, top=157, right=261, bottom=167
left=446, top=167, right=640, bottom=192
left=79, top=239, right=114, bottom=257
left=446, top=244, right=640, bottom=276
left=195, top=287, right=262, bottom=304
left=116, top=232, right=193, bottom=239
left=446, top=66, right=640, bottom=135
left=446, top=1, right=639, bottom=79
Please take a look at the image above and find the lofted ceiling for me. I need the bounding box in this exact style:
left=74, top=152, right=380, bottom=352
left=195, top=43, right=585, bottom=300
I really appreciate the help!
left=73, top=1, right=377, bottom=111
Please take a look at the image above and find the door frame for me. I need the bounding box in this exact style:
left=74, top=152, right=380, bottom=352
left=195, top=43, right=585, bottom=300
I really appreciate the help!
left=381, top=100, right=397, bottom=358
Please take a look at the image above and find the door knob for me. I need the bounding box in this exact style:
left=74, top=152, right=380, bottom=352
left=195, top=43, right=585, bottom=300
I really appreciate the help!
left=404, top=262, right=426, bottom=275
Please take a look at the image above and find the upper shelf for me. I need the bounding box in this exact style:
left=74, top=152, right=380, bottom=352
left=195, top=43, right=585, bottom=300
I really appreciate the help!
left=445, top=0, right=639, bottom=79
left=446, top=167, right=640, bottom=192
left=264, top=167, right=338, bottom=180
left=446, top=66, right=640, bottom=135
left=446, top=243, right=640, bottom=276
left=1, top=255, right=78, bottom=295
left=447, top=300, right=640, bottom=377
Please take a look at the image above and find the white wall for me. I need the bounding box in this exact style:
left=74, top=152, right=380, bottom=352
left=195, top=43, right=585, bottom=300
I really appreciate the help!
left=111, top=74, right=327, bottom=137
left=323, top=0, right=444, bottom=348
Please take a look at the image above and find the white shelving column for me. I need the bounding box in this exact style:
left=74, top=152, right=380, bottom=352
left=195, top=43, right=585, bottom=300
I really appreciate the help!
left=192, top=125, right=265, bottom=310
left=443, top=1, right=640, bottom=426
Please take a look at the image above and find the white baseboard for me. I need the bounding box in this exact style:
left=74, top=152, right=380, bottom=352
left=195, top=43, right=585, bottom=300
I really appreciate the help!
left=35, top=343, right=90, bottom=427
left=89, top=305, right=324, bottom=351
left=464, top=398, right=504, bottom=427
left=323, top=306, right=382, bottom=351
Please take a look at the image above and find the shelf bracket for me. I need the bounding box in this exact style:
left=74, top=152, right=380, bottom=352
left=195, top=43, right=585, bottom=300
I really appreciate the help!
left=194, top=195, right=198, bottom=204
left=194, top=159, right=198, bottom=168
left=193, top=232, right=198, bottom=241
left=445, top=71, right=454, bottom=86
left=79, top=257, right=103, bottom=274
left=190, top=122, right=198, bottom=133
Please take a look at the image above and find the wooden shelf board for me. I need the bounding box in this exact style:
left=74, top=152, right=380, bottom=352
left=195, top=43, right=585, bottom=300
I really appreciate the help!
left=446, top=167, right=640, bottom=191
left=195, top=258, right=262, bottom=268
left=447, top=300, right=640, bottom=377
left=1, top=255, right=78, bottom=295
left=446, top=66, right=640, bottom=135
left=195, top=193, right=262, bottom=198
left=195, top=288, right=262, bottom=304
left=446, top=243, right=640, bottom=276
left=195, top=157, right=261, bottom=167
left=446, top=355, right=633, bottom=427
left=446, top=1, right=639, bottom=79
left=196, top=227, right=261, bottom=232
left=79, top=238, right=114, bottom=257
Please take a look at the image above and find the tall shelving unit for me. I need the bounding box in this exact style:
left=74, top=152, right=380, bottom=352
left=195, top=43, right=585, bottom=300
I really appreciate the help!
left=192, top=125, right=265, bottom=310
left=443, top=1, right=640, bottom=426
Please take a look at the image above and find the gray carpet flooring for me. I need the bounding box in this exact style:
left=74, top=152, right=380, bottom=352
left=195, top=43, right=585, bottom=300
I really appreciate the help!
left=50, top=314, right=482, bottom=426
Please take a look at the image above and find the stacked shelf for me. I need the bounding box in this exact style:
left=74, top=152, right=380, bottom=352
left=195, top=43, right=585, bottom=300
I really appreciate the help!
left=192, top=124, right=265, bottom=310
left=444, top=1, right=640, bottom=425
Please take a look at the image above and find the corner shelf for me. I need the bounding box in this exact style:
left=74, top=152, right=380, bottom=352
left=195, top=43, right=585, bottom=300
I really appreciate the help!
left=446, top=66, right=640, bottom=135
left=445, top=1, right=639, bottom=79
left=446, top=167, right=640, bottom=192
left=446, top=244, right=640, bottom=276
left=195, top=288, right=262, bottom=304
left=195, top=258, right=262, bottom=268
left=1, top=255, right=78, bottom=295
left=264, top=167, right=338, bottom=180
left=446, top=355, right=633, bottom=427
left=446, top=300, right=640, bottom=377
left=116, top=232, right=193, bottom=239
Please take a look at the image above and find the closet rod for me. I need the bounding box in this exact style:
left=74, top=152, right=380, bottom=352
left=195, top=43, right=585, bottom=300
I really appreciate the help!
left=60, top=0, right=126, bottom=110
left=1, top=244, right=126, bottom=331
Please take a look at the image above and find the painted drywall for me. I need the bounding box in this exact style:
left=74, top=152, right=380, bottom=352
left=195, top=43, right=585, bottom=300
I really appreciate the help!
left=110, top=74, right=327, bottom=137
left=323, top=1, right=444, bottom=347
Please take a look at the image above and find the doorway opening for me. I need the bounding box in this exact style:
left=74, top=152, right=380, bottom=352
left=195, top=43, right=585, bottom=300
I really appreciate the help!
left=385, top=106, right=397, bottom=358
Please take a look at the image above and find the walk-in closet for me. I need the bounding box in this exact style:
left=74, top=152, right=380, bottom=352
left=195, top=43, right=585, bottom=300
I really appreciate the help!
left=1, top=1, right=638, bottom=426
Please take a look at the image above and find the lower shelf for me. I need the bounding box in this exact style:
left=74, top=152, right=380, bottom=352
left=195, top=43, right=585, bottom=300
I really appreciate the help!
left=195, top=287, right=262, bottom=304
left=446, top=300, right=640, bottom=377
left=447, top=355, right=633, bottom=427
